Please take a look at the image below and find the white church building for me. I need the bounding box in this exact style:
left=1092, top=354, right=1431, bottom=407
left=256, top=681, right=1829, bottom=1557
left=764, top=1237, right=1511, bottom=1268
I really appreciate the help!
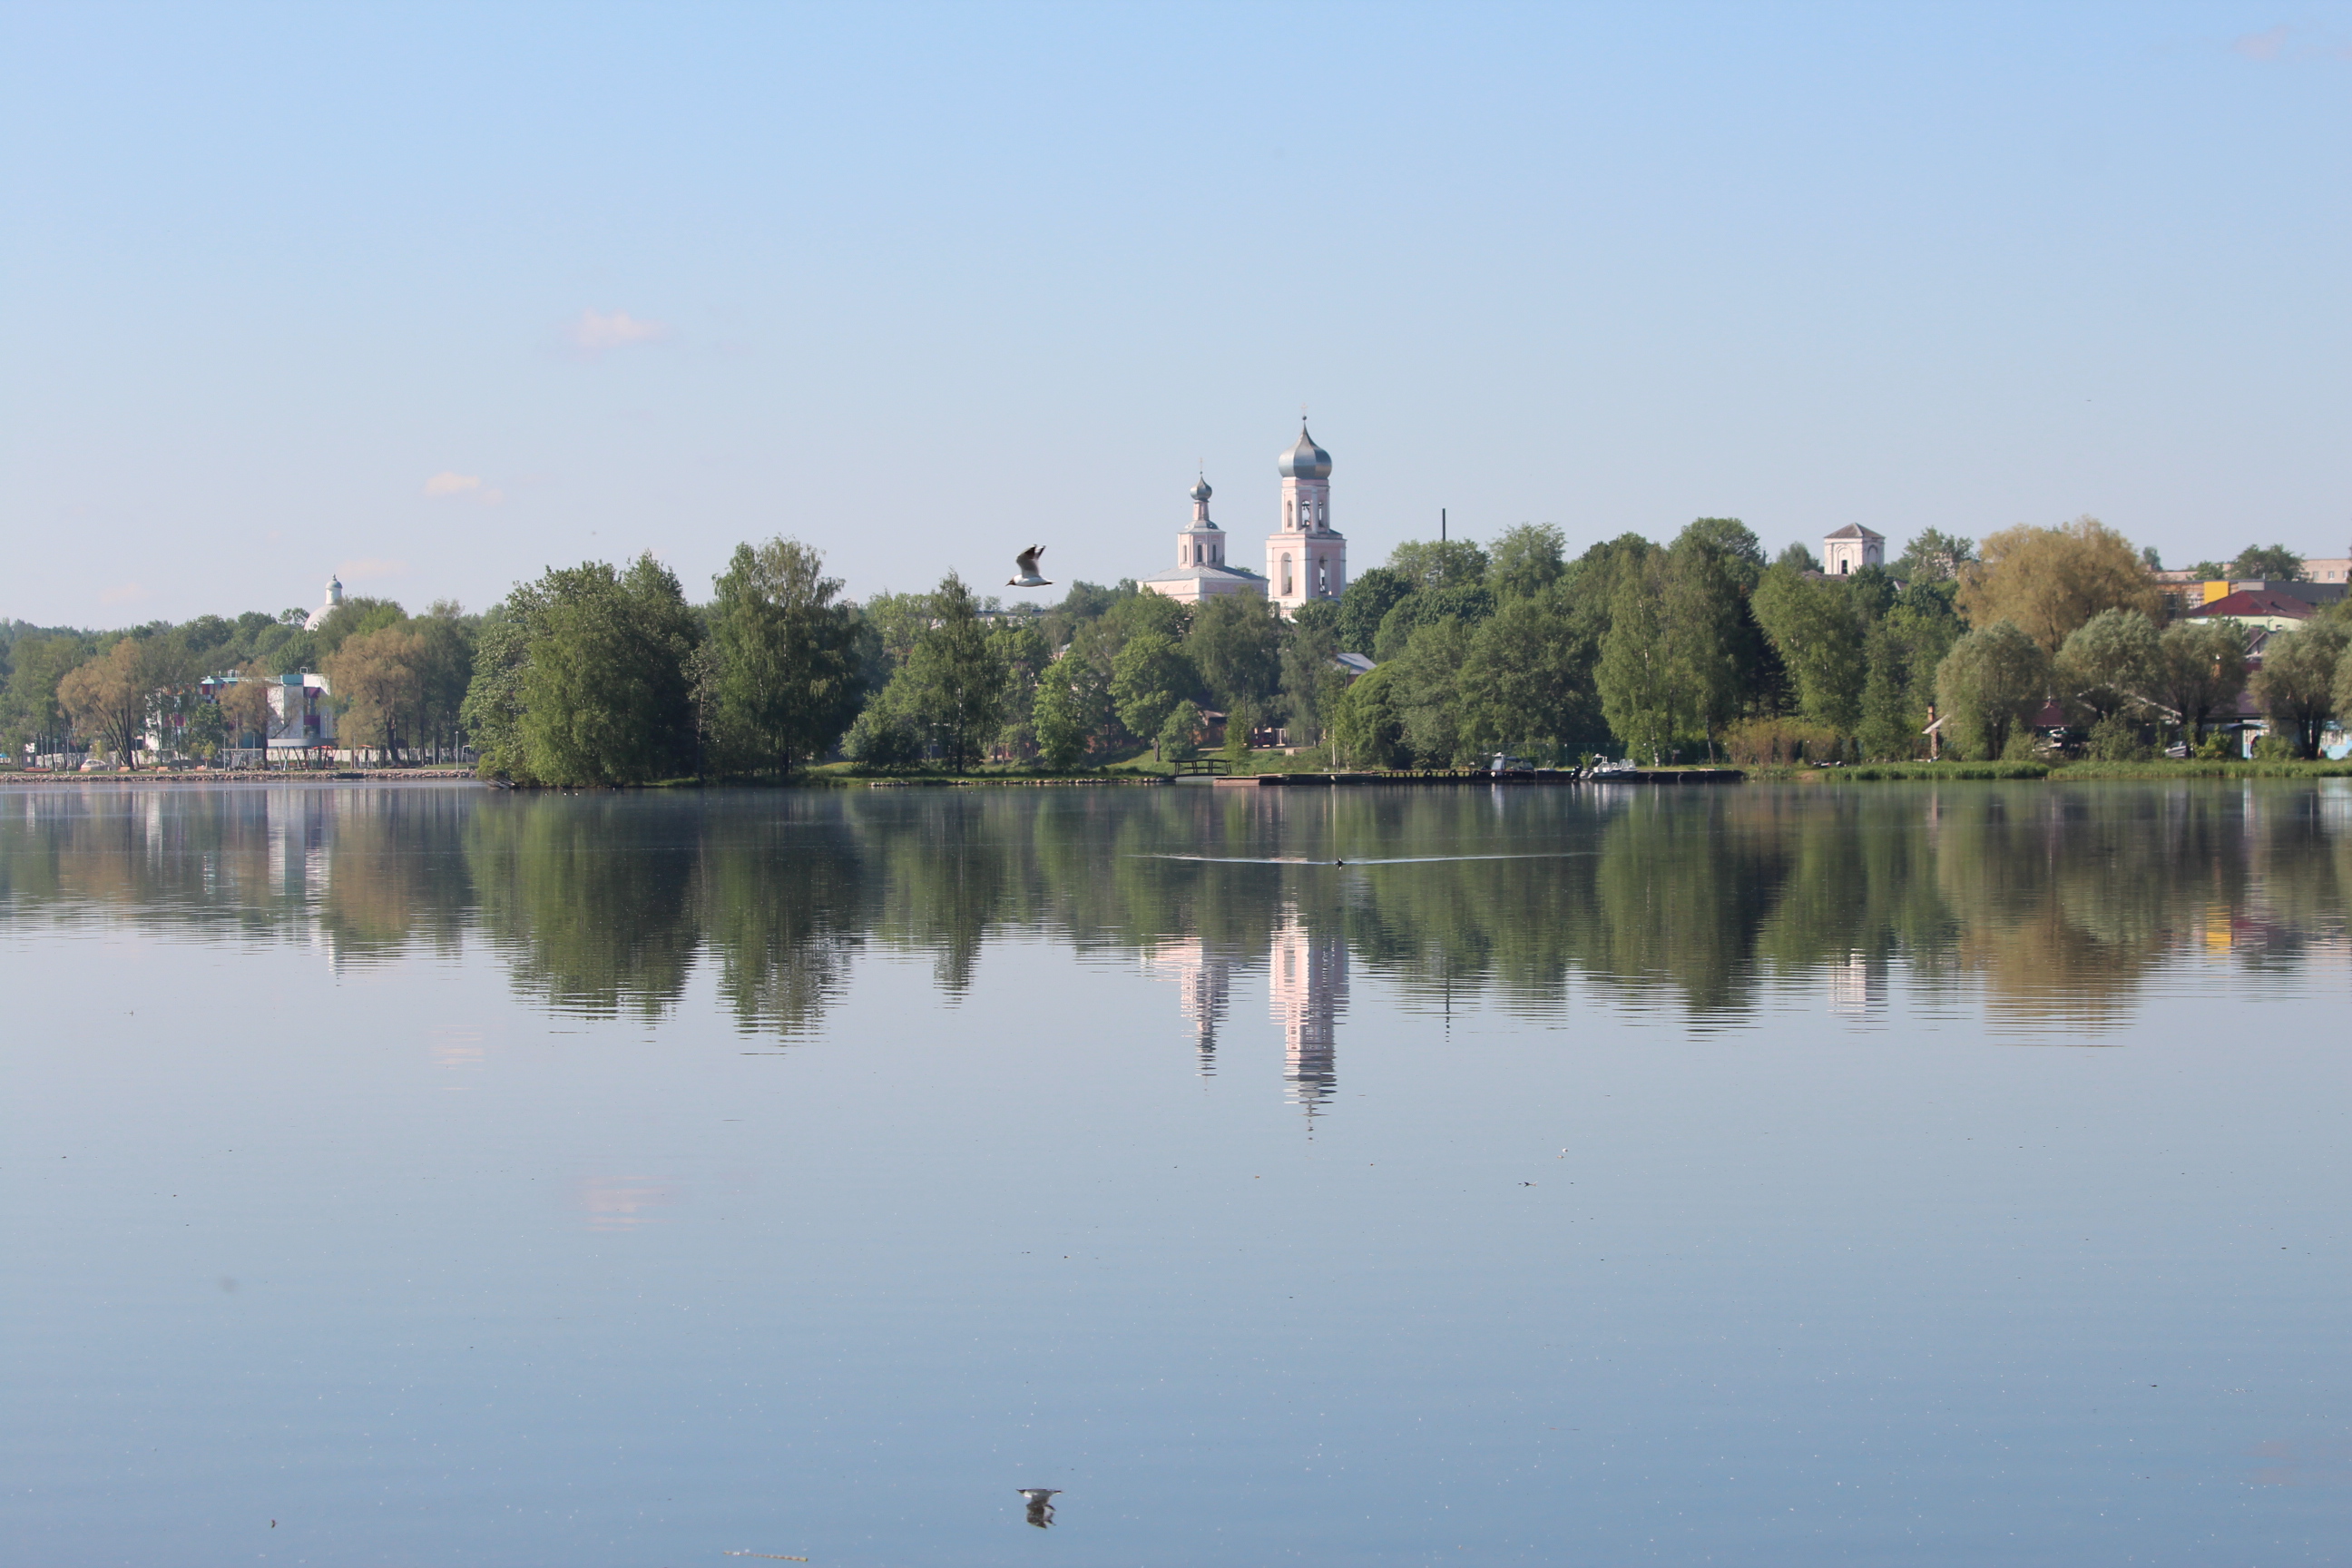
left=1142, top=423, right=1348, bottom=615
left=1821, top=524, right=1885, bottom=576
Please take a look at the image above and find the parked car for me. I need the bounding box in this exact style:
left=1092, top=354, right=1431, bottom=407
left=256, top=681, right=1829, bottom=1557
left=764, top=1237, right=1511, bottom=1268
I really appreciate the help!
left=78, top=757, right=113, bottom=771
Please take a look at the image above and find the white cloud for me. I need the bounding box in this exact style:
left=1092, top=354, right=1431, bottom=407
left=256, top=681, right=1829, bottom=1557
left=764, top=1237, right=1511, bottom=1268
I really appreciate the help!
left=424, top=471, right=505, bottom=505
left=570, top=308, right=669, bottom=350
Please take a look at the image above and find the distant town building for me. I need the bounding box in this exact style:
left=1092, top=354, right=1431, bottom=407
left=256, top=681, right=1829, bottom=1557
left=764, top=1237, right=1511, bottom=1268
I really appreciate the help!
left=2187, top=589, right=2320, bottom=636
left=148, top=671, right=334, bottom=755
left=1267, top=424, right=1347, bottom=616
left=302, top=574, right=345, bottom=632
left=1139, top=477, right=1268, bottom=605
left=1821, top=524, right=1885, bottom=576
left=2301, top=556, right=2350, bottom=585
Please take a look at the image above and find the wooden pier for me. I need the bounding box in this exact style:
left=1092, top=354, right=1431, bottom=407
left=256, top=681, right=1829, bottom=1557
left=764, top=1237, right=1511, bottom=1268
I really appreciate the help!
left=1211, top=768, right=1743, bottom=787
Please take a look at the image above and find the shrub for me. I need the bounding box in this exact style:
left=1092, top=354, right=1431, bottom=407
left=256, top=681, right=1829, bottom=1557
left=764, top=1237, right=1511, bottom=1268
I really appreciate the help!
left=2085, top=714, right=2150, bottom=762
left=1724, top=717, right=1843, bottom=767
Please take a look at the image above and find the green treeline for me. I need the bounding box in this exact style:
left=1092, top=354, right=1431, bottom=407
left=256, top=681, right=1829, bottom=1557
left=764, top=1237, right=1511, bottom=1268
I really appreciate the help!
left=8, top=520, right=2349, bottom=778
left=5, top=786, right=2347, bottom=1036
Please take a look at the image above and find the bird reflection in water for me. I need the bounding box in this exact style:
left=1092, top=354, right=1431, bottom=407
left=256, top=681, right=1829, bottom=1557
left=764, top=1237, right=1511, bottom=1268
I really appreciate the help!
left=1018, top=1488, right=1061, bottom=1528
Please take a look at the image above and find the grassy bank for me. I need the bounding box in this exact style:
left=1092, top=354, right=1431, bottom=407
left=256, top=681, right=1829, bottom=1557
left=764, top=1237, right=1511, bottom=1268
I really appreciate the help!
left=1748, top=758, right=2352, bottom=783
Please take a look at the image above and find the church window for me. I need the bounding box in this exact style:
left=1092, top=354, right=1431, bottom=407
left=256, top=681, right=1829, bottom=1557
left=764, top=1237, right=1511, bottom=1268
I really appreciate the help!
left=1281, top=554, right=1293, bottom=596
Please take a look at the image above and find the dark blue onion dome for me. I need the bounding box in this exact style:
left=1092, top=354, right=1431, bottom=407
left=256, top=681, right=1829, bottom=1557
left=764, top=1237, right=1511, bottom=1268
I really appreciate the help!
left=1278, top=424, right=1332, bottom=480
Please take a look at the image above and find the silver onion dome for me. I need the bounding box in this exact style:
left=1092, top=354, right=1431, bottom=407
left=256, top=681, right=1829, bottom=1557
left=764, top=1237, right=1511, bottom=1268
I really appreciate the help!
left=1190, top=476, right=1212, bottom=504
left=1278, top=425, right=1332, bottom=480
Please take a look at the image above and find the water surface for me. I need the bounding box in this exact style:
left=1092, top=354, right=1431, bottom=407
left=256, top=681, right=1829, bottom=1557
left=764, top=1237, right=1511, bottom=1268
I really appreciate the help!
left=3, top=780, right=2347, bottom=1565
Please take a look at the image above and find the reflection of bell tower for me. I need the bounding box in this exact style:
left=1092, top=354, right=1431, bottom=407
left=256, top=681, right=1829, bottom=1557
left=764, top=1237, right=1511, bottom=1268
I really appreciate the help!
left=1268, top=904, right=1347, bottom=1112
left=1827, top=949, right=1886, bottom=1020
left=1147, top=939, right=1234, bottom=1075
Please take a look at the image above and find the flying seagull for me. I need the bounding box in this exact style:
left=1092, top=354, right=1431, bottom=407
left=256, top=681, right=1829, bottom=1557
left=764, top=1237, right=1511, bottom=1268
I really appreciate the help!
left=1008, top=545, right=1053, bottom=588
left=1017, top=1488, right=1061, bottom=1528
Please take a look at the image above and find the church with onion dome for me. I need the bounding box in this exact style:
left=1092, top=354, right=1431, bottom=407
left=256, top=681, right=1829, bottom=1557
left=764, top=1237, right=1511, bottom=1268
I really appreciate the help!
left=1141, top=422, right=1348, bottom=615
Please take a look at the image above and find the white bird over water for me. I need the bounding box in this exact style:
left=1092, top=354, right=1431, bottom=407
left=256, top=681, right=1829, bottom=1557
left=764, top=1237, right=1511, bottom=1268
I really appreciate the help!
left=1017, top=1488, right=1061, bottom=1527
left=1007, top=545, right=1053, bottom=588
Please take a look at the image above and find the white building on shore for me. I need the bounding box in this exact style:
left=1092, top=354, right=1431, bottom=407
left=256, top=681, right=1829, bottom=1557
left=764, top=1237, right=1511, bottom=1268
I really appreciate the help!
left=1142, top=424, right=1348, bottom=617
left=1267, top=423, right=1347, bottom=615
left=1139, top=477, right=1267, bottom=604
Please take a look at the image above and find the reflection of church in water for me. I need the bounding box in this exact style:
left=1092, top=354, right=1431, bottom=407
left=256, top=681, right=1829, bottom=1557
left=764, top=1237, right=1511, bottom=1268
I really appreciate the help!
left=1147, top=904, right=1348, bottom=1117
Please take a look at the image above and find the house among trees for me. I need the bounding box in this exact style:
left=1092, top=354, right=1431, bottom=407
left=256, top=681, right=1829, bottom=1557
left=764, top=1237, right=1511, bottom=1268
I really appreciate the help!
left=2187, top=588, right=2326, bottom=637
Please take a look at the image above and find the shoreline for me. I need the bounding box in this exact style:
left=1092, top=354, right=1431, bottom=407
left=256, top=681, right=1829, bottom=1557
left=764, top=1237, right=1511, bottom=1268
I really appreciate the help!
left=8, top=760, right=2350, bottom=789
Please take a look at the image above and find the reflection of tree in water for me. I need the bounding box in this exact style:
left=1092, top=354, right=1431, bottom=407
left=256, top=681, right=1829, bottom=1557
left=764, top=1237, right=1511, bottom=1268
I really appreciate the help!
left=696, top=800, right=871, bottom=1038
left=315, top=789, right=474, bottom=962
left=6, top=780, right=2347, bottom=1044
left=467, top=794, right=699, bottom=1021
left=0, top=785, right=472, bottom=955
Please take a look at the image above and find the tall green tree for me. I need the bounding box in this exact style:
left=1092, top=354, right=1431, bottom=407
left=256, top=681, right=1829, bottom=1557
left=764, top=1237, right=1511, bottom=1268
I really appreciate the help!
left=1333, top=566, right=1412, bottom=655
left=311, top=596, right=406, bottom=659
left=1186, top=593, right=1282, bottom=713
left=2227, top=544, right=2305, bottom=582
left=1387, top=537, right=1491, bottom=592
left=1892, top=529, right=1975, bottom=583
left=1856, top=594, right=1964, bottom=760
left=2250, top=622, right=2348, bottom=757
left=1111, top=631, right=1200, bottom=755
left=988, top=622, right=1055, bottom=761
left=2143, top=620, right=2249, bottom=745
left=1277, top=612, right=1347, bottom=747
left=461, top=597, right=541, bottom=777
left=1388, top=616, right=1478, bottom=766
left=1330, top=662, right=1406, bottom=768
left=327, top=624, right=427, bottom=759
left=704, top=537, right=866, bottom=777
left=2, top=634, right=90, bottom=758
left=57, top=638, right=156, bottom=765
left=1956, top=516, right=2164, bottom=652
left=1374, top=583, right=1496, bottom=662
left=1485, top=524, right=1566, bottom=601
left=471, top=554, right=702, bottom=785
left=894, top=572, right=1009, bottom=773
left=1032, top=666, right=1088, bottom=770
left=1455, top=587, right=1602, bottom=758
left=1750, top=566, right=1867, bottom=731
left=2054, top=609, right=2161, bottom=725
left=1661, top=520, right=1759, bottom=752
left=1596, top=559, right=1681, bottom=763
left=409, top=603, right=478, bottom=760
left=1934, top=619, right=2051, bottom=760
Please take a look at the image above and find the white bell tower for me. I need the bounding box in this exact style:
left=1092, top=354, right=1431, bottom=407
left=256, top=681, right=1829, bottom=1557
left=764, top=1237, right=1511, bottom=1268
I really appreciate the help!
left=1177, top=475, right=1227, bottom=569
left=1266, top=422, right=1346, bottom=615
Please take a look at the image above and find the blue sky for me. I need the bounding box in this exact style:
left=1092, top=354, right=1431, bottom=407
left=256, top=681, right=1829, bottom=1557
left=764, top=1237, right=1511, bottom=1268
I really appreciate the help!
left=3, top=1, right=2347, bottom=626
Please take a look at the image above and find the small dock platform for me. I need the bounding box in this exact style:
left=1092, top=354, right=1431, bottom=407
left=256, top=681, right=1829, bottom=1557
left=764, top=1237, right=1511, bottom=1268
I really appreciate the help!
left=1211, top=768, right=1743, bottom=787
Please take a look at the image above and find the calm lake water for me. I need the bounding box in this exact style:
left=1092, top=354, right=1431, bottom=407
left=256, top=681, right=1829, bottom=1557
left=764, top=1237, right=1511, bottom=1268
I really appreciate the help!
left=3, top=779, right=2347, bottom=1567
